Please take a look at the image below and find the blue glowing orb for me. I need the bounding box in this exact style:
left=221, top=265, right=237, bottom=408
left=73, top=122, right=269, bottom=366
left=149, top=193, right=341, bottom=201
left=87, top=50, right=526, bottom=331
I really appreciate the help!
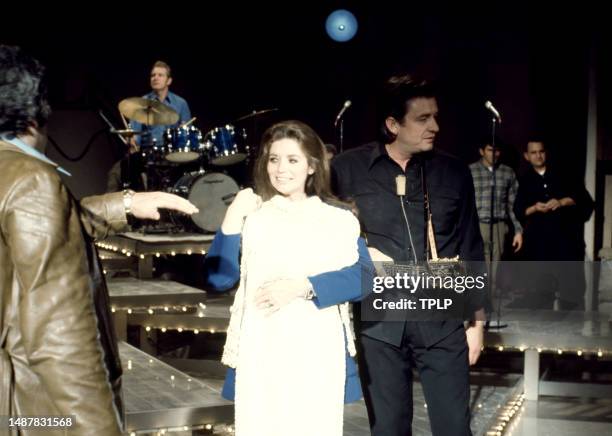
left=325, top=9, right=358, bottom=42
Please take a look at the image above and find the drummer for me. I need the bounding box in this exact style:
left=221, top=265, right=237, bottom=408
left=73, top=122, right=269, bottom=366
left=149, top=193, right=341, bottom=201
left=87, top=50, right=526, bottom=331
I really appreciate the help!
left=107, top=61, right=191, bottom=192
left=130, top=60, right=192, bottom=147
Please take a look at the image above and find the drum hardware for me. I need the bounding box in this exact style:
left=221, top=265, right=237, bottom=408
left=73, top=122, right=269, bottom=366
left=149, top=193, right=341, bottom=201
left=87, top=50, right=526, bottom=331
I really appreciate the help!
left=233, top=107, right=279, bottom=122
left=99, top=110, right=138, bottom=145
left=233, top=107, right=279, bottom=164
left=119, top=110, right=131, bottom=131
left=110, top=128, right=142, bottom=138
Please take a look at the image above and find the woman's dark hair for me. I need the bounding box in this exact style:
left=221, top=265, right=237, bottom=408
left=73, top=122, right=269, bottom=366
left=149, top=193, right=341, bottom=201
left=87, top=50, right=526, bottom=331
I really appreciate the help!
left=0, top=45, right=51, bottom=135
left=253, top=120, right=353, bottom=213
left=253, top=120, right=333, bottom=201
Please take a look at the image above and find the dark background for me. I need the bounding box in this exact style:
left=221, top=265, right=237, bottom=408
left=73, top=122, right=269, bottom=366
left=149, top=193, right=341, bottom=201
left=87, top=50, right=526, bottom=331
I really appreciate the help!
left=1, top=2, right=608, bottom=197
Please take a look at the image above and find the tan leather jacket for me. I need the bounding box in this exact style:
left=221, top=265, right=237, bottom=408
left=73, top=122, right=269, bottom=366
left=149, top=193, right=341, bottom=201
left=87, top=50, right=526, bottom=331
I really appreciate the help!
left=0, top=140, right=126, bottom=435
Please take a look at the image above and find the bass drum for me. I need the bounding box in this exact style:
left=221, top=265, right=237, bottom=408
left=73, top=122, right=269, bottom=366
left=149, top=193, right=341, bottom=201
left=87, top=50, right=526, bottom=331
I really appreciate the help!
left=173, top=172, right=239, bottom=232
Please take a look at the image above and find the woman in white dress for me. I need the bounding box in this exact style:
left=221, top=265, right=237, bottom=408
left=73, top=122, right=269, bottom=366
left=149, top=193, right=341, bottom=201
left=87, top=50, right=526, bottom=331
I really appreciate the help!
left=204, top=120, right=374, bottom=436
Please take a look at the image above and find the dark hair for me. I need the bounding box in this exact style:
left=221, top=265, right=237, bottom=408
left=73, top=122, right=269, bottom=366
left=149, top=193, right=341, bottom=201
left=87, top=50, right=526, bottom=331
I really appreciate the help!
left=525, top=139, right=546, bottom=152
left=479, top=135, right=506, bottom=151
left=0, top=45, right=51, bottom=135
left=152, top=60, right=172, bottom=78
left=378, top=73, right=436, bottom=143
left=253, top=120, right=338, bottom=203
left=324, top=143, right=337, bottom=155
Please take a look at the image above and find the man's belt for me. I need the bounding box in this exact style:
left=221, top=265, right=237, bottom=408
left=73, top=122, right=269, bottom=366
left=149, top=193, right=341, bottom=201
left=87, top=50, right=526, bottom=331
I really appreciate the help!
left=480, top=218, right=505, bottom=224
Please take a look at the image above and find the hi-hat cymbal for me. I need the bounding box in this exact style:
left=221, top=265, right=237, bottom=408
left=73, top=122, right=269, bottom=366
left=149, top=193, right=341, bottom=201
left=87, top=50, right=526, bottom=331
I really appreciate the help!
left=234, top=108, right=279, bottom=122
left=118, top=97, right=179, bottom=126
left=110, top=128, right=142, bottom=137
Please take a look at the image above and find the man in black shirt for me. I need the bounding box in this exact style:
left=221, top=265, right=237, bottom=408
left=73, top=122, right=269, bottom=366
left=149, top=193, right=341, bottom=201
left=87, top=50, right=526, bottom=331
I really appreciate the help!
left=515, top=140, right=591, bottom=262
left=514, top=140, right=593, bottom=309
left=332, top=75, right=486, bottom=436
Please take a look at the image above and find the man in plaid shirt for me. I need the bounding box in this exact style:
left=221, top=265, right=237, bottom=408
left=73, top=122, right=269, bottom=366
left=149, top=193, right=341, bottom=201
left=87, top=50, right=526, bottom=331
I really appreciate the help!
left=469, top=142, right=523, bottom=293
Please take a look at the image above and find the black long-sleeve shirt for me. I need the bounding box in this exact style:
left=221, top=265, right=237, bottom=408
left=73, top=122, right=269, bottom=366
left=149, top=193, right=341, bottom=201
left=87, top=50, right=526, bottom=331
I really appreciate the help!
left=332, top=142, right=486, bottom=346
left=514, top=167, right=593, bottom=261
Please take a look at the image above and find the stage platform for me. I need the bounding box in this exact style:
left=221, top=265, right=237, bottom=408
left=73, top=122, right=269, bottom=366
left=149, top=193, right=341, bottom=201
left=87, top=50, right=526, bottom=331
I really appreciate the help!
left=107, top=277, right=231, bottom=348
left=175, top=364, right=523, bottom=436
left=109, top=277, right=612, bottom=432
left=99, top=232, right=214, bottom=278
left=121, top=341, right=233, bottom=434
left=485, top=308, right=612, bottom=400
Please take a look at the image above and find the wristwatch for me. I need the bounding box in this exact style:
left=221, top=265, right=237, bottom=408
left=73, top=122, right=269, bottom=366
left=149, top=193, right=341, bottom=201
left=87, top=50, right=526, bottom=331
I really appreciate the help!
left=122, top=189, right=135, bottom=215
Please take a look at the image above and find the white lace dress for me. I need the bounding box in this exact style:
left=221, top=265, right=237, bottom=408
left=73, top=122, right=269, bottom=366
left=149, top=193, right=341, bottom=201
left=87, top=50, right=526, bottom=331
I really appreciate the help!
left=224, top=195, right=360, bottom=436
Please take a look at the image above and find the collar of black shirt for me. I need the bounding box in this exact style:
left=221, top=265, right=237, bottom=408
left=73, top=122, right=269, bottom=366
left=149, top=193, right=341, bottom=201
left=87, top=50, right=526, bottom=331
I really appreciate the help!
left=368, top=141, right=429, bottom=171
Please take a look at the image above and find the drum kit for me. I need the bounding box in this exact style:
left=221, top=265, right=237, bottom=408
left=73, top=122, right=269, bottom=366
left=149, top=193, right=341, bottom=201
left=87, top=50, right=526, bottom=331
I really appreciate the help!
left=114, top=97, right=277, bottom=233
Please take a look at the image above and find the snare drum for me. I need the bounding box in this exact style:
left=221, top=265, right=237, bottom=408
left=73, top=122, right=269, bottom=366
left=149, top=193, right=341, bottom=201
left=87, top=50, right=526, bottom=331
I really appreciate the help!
left=173, top=172, right=239, bottom=232
left=206, top=124, right=248, bottom=166
left=164, top=126, right=204, bottom=163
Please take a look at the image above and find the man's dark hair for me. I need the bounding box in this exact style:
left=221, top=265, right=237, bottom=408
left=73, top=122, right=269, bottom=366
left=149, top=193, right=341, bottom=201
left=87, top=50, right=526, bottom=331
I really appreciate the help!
left=378, top=73, right=436, bottom=143
left=525, top=138, right=546, bottom=152
left=0, top=45, right=51, bottom=135
left=479, top=135, right=507, bottom=152
left=325, top=143, right=337, bottom=155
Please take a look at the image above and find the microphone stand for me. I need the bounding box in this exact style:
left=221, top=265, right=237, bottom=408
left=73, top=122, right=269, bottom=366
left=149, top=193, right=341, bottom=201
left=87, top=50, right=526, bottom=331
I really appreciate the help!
left=338, top=117, right=345, bottom=153
left=99, top=110, right=134, bottom=190
left=334, top=103, right=349, bottom=153
left=487, top=117, right=507, bottom=329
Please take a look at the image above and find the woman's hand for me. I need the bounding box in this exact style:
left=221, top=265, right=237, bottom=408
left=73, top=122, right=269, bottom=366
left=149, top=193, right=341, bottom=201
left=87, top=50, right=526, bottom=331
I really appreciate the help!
left=221, top=188, right=262, bottom=234
left=254, top=278, right=312, bottom=315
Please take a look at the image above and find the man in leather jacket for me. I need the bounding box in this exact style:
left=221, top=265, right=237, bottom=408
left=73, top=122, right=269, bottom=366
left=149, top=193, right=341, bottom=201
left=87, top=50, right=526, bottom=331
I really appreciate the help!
left=0, top=45, right=198, bottom=435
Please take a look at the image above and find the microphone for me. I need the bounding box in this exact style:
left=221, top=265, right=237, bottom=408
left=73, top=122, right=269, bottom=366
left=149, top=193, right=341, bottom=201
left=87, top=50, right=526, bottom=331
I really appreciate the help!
left=334, top=100, right=352, bottom=127
left=484, top=101, right=502, bottom=123
left=395, top=175, right=406, bottom=196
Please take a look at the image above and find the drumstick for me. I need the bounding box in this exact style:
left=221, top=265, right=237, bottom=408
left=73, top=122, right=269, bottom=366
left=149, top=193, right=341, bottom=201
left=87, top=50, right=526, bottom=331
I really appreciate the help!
left=180, top=117, right=197, bottom=128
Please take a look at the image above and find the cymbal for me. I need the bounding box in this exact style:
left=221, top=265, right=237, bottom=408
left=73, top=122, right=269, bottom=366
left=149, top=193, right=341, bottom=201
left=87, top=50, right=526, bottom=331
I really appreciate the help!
left=118, top=97, right=179, bottom=126
left=110, top=128, right=142, bottom=137
left=234, top=108, right=279, bottom=122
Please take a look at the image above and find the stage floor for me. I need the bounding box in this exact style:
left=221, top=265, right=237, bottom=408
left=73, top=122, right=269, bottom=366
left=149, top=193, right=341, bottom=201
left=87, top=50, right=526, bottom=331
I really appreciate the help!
left=509, top=397, right=612, bottom=436
left=178, top=367, right=522, bottom=436
left=343, top=373, right=521, bottom=436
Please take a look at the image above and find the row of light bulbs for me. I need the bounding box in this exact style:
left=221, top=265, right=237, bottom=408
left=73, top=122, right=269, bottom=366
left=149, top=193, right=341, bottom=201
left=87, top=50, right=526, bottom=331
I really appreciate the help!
left=127, top=422, right=231, bottom=435
left=144, top=326, right=226, bottom=335
left=110, top=303, right=206, bottom=314
left=96, top=242, right=206, bottom=258
left=486, top=394, right=524, bottom=436
left=111, top=308, right=607, bottom=357
left=487, top=345, right=607, bottom=357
